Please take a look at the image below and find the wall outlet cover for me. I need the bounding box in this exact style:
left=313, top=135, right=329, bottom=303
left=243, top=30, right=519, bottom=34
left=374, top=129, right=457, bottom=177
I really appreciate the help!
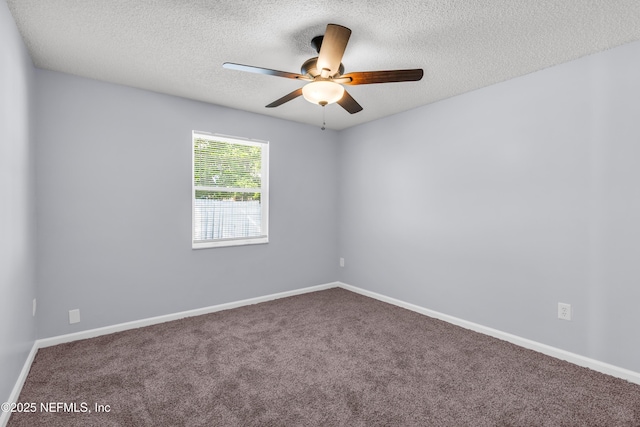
left=558, top=302, right=572, bottom=321
left=69, top=309, right=81, bottom=324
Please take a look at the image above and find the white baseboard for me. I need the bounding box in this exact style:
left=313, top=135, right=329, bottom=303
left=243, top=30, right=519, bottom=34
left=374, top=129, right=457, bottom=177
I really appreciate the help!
left=5, top=279, right=638, bottom=427
left=0, top=341, right=38, bottom=427
left=38, top=281, right=339, bottom=348
left=337, top=282, right=640, bottom=386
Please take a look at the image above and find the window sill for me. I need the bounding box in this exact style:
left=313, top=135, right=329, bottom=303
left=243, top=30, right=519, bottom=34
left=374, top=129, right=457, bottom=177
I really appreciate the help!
left=192, top=237, right=269, bottom=249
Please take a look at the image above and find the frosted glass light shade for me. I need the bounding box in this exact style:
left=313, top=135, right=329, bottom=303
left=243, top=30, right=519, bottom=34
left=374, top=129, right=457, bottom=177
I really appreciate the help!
left=302, top=81, right=345, bottom=106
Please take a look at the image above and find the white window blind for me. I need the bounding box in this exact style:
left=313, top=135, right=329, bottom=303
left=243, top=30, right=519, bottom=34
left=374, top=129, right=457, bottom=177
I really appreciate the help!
left=192, top=132, right=269, bottom=248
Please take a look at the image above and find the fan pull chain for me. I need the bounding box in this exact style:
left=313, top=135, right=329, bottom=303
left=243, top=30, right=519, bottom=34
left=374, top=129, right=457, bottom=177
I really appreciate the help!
left=321, top=105, right=326, bottom=130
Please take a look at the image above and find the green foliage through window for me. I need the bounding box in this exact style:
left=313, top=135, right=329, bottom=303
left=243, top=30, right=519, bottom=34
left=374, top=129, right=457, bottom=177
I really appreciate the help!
left=194, top=138, right=262, bottom=201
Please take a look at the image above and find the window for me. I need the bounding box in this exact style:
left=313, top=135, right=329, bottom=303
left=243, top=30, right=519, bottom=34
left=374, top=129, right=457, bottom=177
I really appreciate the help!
left=192, top=131, right=269, bottom=248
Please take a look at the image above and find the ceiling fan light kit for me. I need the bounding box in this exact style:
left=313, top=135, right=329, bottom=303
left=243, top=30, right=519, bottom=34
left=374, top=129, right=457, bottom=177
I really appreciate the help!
left=223, top=23, right=423, bottom=118
left=302, top=80, right=345, bottom=106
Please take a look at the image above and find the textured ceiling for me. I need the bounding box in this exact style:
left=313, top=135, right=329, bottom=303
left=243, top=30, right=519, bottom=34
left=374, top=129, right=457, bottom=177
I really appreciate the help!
left=7, top=0, right=640, bottom=130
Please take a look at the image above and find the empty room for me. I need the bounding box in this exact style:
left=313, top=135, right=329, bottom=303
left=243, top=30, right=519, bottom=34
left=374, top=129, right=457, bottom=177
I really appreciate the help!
left=2, top=0, right=640, bottom=425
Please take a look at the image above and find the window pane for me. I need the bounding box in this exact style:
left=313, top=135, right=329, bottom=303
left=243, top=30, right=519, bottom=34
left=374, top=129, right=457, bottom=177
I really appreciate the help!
left=192, top=132, right=268, bottom=248
left=194, top=139, right=261, bottom=189
left=194, top=190, right=263, bottom=241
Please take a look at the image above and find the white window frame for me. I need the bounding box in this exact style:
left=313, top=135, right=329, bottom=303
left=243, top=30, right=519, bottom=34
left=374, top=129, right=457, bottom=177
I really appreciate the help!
left=192, top=131, right=269, bottom=249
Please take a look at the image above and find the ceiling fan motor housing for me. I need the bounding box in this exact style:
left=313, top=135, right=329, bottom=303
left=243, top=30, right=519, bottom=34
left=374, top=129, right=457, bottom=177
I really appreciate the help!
left=301, top=57, right=344, bottom=79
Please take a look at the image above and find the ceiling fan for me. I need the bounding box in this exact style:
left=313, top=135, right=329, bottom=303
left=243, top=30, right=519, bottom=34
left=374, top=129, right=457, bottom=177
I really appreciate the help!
left=223, top=24, right=424, bottom=114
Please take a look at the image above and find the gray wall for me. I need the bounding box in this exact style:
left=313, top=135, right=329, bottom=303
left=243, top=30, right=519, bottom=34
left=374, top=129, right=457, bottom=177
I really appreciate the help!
left=338, top=39, right=640, bottom=373
left=35, top=70, right=339, bottom=338
left=0, top=0, right=37, bottom=404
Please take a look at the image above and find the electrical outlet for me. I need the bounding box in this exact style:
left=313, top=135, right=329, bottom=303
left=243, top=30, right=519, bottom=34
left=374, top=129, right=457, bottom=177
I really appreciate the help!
left=340, top=257, right=345, bottom=267
left=69, top=309, right=81, bottom=324
left=558, top=303, right=571, bottom=321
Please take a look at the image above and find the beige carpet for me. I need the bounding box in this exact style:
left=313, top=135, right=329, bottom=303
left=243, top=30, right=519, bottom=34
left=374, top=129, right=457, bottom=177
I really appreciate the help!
left=8, top=288, right=640, bottom=426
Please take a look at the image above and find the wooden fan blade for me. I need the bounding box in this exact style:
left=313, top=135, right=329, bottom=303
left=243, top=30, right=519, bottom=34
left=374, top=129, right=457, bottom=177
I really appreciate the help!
left=223, top=62, right=310, bottom=80
left=337, top=90, right=363, bottom=114
left=342, top=69, right=424, bottom=85
left=317, top=24, right=351, bottom=77
left=266, top=88, right=303, bottom=108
